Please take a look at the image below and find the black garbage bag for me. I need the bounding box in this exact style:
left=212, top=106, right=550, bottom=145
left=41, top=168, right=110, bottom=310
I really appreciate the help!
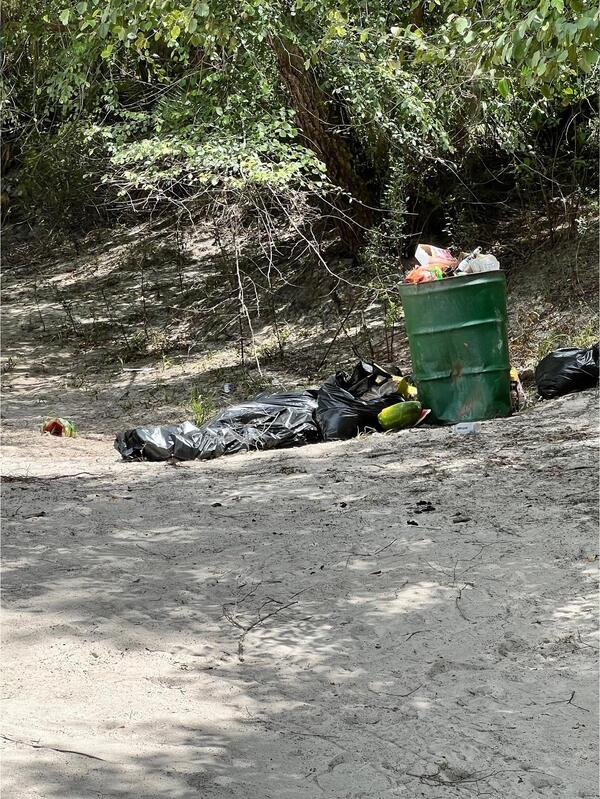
left=115, top=391, right=319, bottom=461
left=115, top=420, right=199, bottom=461
left=316, top=361, right=404, bottom=441
left=535, top=343, right=599, bottom=399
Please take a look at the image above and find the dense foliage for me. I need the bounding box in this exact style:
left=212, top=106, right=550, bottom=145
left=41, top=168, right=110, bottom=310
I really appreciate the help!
left=3, top=0, right=599, bottom=251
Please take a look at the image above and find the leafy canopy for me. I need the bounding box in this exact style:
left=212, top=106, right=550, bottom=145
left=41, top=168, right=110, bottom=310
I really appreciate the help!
left=3, top=0, right=598, bottom=231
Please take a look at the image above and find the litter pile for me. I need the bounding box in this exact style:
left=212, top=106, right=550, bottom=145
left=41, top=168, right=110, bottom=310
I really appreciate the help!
left=535, top=343, right=599, bottom=399
left=404, top=243, right=499, bottom=284
left=108, top=241, right=597, bottom=463
left=112, top=342, right=596, bottom=464
left=114, top=362, right=424, bottom=462
left=42, top=418, right=77, bottom=437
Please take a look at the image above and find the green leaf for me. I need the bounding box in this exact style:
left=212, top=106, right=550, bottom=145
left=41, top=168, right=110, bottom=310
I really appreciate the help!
left=59, top=9, right=70, bottom=25
left=170, top=25, right=181, bottom=40
left=579, top=49, right=599, bottom=73
left=187, top=17, right=197, bottom=33
left=76, top=2, right=88, bottom=13
left=455, top=17, right=469, bottom=35
left=101, top=44, right=113, bottom=58
left=498, top=77, right=510, bottom=97
left=196, top=2, right=209, bottom=16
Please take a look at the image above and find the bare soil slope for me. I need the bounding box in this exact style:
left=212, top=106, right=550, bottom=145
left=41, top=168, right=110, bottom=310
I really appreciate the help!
left=2, top=224, right=597, bottom=433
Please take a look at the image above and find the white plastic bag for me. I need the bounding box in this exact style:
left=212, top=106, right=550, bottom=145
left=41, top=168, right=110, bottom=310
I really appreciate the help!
left=415, top=244, right=458, bottom=270
left=456, top=248, right=500, bottom=274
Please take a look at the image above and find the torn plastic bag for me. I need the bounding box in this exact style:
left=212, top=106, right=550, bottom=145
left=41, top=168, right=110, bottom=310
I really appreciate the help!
left=404, top=265, right=443, bottom=284
left=456, top=249, right=500, bottom=274
left=316, top=361, right=404, bottom=441
left=535, top=343, right=599, bottom=399
left=115, top=420, right=199, bottom=461
left=415, top=244, right=458, bottom=271
left=193, top=391, right=319, bottom=459
left=114, top=361, right=406, bottom=461
left=114, top=391, right=319, bottom=461
left=342, top=361, right=402, bottom=400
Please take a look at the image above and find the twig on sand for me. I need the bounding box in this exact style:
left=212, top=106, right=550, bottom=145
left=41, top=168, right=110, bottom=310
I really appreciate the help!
left=348, top=538, right=398, bottom=561
left=1, top=734, right=107, bottom=762
left=546, top=690, right=590, bottom=712
left=135, top=543, right=174, bottom=560
left=368, top=683, right=423, bottom=699
left=404, top=629, right=427, bottom=642
left=455, top=585, right=473, bottom=623
left=3, top=472, right=101, bottom=483
left=223, top=587, right=308, bottom=661
left=406, top=767, right=498, bottom=787
left=362, top=450, right=396, bottom=459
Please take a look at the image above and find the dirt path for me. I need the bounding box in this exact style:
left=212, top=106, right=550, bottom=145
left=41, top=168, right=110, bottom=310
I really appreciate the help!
left=2, top=389, right=598, bottom=799
left=2, top=228, right=599, bottom=797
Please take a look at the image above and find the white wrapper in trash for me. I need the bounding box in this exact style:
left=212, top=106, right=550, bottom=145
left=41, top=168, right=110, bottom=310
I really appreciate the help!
left=415, top=244, right=458, bottom=270
left=456, top=250, right=500, bottom=274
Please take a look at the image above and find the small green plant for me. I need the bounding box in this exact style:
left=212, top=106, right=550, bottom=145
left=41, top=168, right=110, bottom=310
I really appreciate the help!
left=536, top=319, right=599, bottom=360
left=238, top=370, right=273, bottom=397
left=121, top=329, right=146, bottom=354
left=147, top=330, right=169, bottom=355
left=275, top=324, right=291, bottom=353
left=189, top=389, right=215, bottom=426
left=255, top=329, right=289, bottom=361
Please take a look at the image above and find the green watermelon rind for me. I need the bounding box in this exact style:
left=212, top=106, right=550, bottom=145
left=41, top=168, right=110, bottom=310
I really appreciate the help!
left=378, top=401, right=422, bottom=431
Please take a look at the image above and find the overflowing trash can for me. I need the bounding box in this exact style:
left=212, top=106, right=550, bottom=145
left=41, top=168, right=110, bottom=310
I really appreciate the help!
left=400, top=271, right=511, bottom=424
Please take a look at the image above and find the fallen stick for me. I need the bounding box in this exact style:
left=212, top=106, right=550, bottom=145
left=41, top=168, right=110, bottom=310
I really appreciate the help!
left=223, top=587, right=308, bottom=661
left=368, top=683, right=423, bottom=699
left=3, top=472, right=104, bottom=483
left=1, top=734, right=107, bottom=762
left=545, top=690, right=590, bottom=712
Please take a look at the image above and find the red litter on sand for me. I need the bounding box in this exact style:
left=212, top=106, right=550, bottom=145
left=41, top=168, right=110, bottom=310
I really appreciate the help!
left=42, top=418, right=77, bottom=437
left=414, top=408, right=431, bottom=426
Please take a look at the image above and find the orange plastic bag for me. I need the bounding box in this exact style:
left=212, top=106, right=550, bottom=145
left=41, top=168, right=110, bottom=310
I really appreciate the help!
left=405, top=265, right=443, bottom=284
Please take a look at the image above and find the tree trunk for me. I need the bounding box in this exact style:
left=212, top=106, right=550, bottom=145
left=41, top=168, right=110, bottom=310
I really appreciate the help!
left=412, top=2, right=425, bottom=28
left=269, top=36, right=379, bottom=252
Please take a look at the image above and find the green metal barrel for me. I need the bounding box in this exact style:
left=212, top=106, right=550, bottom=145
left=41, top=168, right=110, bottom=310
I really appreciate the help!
left=399, top=272, right=511, bottom=424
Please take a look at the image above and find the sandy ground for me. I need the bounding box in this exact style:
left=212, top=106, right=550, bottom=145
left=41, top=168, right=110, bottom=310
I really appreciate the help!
left=2, top=227, right=599, bottom=797
left=2, top=388, right=598, bottom=799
